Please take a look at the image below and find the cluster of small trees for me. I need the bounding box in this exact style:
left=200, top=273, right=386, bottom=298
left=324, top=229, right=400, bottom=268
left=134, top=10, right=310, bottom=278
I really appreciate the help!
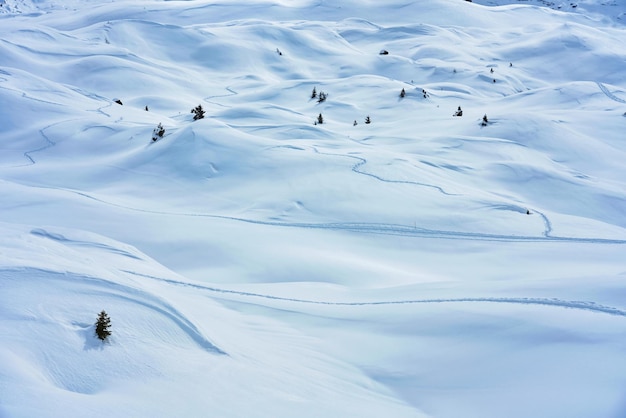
left=399, top=88, right=429, bottom=99
left=311, top=87, right=327, bottom=103
left=316, top=113, right=371, bottom=126
left=149, top=80, right=493, bottom=141
left=311, top=87, right=328, bottom=124
left=311, top=87, right=373, bottom=126
left=149, top=103, right=206, bottom=142
left=311, top=85, right=489, bottom=127
left=453, top=105, right=490, bottom=126
left=111, top=97, right=209, bottom=142
left=142, top=50, right=509, bottom=142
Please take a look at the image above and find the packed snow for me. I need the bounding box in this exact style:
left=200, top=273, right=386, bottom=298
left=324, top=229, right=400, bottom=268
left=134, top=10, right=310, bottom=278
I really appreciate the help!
left=1, top=0, right=626, bottom=417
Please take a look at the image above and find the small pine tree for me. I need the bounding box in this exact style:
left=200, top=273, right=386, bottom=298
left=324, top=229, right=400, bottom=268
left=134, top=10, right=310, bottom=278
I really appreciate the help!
left=311, top=87, right=317, bottom=99
left=317, top=113, right=324, bottom=124
left=191, top=104, right=205, bottom=120
left=353, top=120, right=358, bottom=126
left=400, top=88, right=405, bottom=98
left=481, top=114, right=489, bottom=126
left=317, top=91, right=327, bottom=103
left=364, top=115, right=371, bottom=124
left=95, top=310, right=112, bottom=341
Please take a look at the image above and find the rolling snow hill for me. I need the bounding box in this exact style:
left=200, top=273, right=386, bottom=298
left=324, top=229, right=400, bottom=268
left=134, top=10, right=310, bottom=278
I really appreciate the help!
left=1, top=0, right=626, bottom=417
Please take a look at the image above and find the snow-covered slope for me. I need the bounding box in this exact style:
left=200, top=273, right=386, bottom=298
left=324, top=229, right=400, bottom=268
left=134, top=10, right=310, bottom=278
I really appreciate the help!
left=1, top=0, right=626, bottom=417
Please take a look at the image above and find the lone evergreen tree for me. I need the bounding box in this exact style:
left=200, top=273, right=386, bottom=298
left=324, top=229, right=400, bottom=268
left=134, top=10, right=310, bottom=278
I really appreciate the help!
left=317, top=113, right=324, bottom=124
left=400, top=88, right=406, bottom=98
left=481, top=114, right=489, bottom=126
left=95, top=310, right=112, bottom=341
left=191, top=104, right=205, bottom=120
left=311, top=87, right=317, bottom=99
left=364, top=115, right=371, bottom=124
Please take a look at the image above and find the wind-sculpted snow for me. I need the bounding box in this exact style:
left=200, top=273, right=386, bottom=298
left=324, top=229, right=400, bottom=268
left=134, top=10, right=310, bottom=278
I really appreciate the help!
left=2, top=0, right=626, bottom=417
left=0, top=225, right=429, bottom=417
left=30, top=227, right=144, bottom=260
left=472, top=0, right=626, bottom=26
left=0, top=269, right=226, bottom=418
left=1, top=267, right=225, bottom=355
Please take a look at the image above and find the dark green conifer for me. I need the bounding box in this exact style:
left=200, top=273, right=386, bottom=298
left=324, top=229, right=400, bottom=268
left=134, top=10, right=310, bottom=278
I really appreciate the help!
left=95, top=310, right=112, bottom=341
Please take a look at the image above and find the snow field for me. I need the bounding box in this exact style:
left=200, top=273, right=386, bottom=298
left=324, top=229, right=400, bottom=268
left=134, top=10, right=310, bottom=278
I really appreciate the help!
left=1, top=0, right=626, bottom=416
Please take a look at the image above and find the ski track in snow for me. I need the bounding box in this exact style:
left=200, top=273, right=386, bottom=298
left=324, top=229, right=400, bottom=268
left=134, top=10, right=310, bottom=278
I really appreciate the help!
left=17, top=182, right=626, bottom=245
left=313, top=147, right=461, bottom=196
left=0, top=267, right=227, bottom=355
left=10, top=118, right=585, bottom=245
left=22, top=123, right=58, bottom=165
left=6, top=88, right=603, bottom=244
left=123, top=270, right=626, bottom=319
left=204, top=86, right=238, bottom=108
left=535, top=209, right=553, bottom=236
left=597, top=82, right=626, bottom=104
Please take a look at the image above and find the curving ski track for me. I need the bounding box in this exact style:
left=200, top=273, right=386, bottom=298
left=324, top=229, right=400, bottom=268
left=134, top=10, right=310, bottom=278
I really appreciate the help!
left=597, top=82, right=626, bottom=104
left=16, top=183, right=626, bottom=245
left=1, top=267, right=226, bottom=355
left=23, top=123, right=58, bottom=165
left=10, top=118, right=620, bottom=246
left=204, top=86, right=238, bottom=108
left=124, top=270, right=626, bottom=318
left=313, top=147, right=461, bottom=196
left=534, top=209, right=553, bottom=236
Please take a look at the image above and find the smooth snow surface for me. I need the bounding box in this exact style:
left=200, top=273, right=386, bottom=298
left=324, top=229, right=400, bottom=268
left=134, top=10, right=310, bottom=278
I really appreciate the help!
left=1, top=0, right=626, bottom=417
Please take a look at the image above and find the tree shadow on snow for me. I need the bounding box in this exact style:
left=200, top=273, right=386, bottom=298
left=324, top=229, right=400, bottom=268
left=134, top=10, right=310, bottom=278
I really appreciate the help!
left=75, top=322, right=107, bottom=351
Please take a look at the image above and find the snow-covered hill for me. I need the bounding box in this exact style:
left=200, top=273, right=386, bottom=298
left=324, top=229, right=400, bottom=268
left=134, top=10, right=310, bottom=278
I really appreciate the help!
left=1, top=0, right=626, bottom=417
